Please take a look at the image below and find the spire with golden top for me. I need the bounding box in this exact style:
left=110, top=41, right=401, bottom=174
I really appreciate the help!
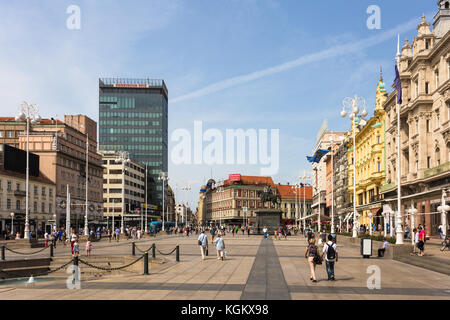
left=375, top=66, right=387, bottom=111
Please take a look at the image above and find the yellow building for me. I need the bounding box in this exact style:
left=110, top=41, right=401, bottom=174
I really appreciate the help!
left=347, top=71, right=388, bottom=229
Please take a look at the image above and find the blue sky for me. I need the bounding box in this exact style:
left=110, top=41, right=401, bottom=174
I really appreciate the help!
left=0, top=0, right=437, bottom=209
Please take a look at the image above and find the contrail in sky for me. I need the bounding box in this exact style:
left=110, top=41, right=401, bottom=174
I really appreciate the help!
left=170, top=14, right=427, bottom=104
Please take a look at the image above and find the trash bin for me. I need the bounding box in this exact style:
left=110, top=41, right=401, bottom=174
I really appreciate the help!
left=96, top=232, right=101, bottom=241
left=361, top=238, right=372, bottom=258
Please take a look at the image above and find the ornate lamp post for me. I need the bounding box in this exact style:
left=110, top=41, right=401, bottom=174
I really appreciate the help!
left=10, top=212, right=14, bottom=236
left=15, top=102, right=41, bottom=239
left=115, top=151, right=130, bottom=234
left=158, top=172, right=169, bottom=231
left=437, top=189, right=449, bottom=240
left=408, top=204, right=418, bottom=245
left=368, top=212, right=373, bottom=236
left=340, top=95, right=368, bottom=237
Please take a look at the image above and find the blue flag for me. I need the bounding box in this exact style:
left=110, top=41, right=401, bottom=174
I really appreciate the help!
left=394, top=64, right=402, bottom=104
left=306, top=149, right=330, bottom=163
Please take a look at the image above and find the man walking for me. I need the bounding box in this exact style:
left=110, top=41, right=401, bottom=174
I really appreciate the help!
left=322, top=234, right=338, bottom=281
left=198, top=230, right=208, bottom=260
left=263, top=226, right=268, bottom=239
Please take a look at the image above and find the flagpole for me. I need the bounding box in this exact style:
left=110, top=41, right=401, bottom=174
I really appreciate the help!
left=395, top=34, right=404, bottom=244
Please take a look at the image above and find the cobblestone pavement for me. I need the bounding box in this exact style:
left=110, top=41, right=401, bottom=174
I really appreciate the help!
left=0, top=234, right=449, bottom=300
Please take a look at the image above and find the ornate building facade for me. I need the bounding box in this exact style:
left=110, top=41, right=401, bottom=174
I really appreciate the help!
left=382, top=3, right=450, bottom=236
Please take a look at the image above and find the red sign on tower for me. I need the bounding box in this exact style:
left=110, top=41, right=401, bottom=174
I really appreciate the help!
left=229, top=174, right=241, bottom=182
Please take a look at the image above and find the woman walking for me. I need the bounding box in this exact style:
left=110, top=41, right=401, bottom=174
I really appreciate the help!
left=305, top=238, right=321, bottom=282
left=214, top=234, right=225, bottom=260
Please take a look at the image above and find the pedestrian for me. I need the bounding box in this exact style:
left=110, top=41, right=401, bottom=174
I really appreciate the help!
left=322, top=234, right=338, bottom=281
left=70, top=230, right=78, bottom=255
left=210, top=227, right=216, bottom=242
left=378, top=238, right=389, bottom=257
left=85, top=240, right=92, bottom=257
left=247, top=226, right=251, bottom=237
left=438, top=224, right=445, bottom=240
left=107, top=228, right=112, bottom=242
left=44, top=231, right=49, bottom=247
left=411, top=228, right=419, bottom=255
left=263, top=226, right=268, bottom=239
left=418, top=226, right=425, bottom=256
left=305, top=238, right=321, bottom=283
left=214, top=233, right=225, bottom=260
left=198, top=230, right=208, bottom=260
left=72, top=241, right=80, bottom=257
left=115, top=227, right=120, bottom=242
left=62, top=230, right=67, bottom=246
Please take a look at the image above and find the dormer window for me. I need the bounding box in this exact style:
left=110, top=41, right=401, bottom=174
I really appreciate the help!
left=425, top=40, right=430, bottom=49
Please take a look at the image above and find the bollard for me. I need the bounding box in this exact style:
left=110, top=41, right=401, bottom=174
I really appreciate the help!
left=1, top=246, right=5, bottom=261
left=144, top=252, right=149, bottom=275
left=50, top=243, right=54, bottom=257
left=176, top=245, right=180, bottom=262
left=152, top=243, right=156, bottom=259
left=73, top=256, right=79, bottom=267
left=132, top=242, right=135, bottom=256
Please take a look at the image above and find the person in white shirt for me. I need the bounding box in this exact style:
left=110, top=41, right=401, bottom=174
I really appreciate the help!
left=198, top=230, right=208, bottom=260
left=322, top=235, right=338, bottom=281
left=263, top=227, right=268, bottom=239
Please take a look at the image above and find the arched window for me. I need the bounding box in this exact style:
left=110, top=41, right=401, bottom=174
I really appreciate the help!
left=445, top=2, right=450, bottom=9
left=436, top=147, right=441, bottom=166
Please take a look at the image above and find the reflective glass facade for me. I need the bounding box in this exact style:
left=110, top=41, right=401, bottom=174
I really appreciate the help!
left=99, top=78, right=168, bottom=210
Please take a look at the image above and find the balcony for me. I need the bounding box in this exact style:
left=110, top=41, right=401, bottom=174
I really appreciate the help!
left=369, top=194, right=382, bottom=203
left=14, top=190, right=26, bottom=197
left=424, top=161, right=450, bottom=179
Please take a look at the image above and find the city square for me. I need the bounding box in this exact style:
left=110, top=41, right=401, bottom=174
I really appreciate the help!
left=0, top=0, right=449, bottom=308
left=0, top=233, right=448, bottom=300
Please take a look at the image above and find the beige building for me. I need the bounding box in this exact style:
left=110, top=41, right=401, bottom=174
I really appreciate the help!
left=0, top=115, right=104, bottom=228
left=198, top=175, right=280, bottom=227
left=382, top=3, right=450, bottom=236
left=100, top=150, right=145, bottom=228
left=0, top=145, right=56, bottom=237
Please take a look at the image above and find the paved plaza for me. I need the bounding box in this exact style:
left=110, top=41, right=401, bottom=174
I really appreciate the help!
left=0, top=233, right=449, bottom=300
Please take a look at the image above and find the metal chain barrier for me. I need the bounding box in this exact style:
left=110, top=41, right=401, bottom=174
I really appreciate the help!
left=135, top=244, right=154, bottom=254
left=78, top=254, right=145, bottom=271
left=4, top=246, right=49, bottom=255
left=46, top=259, right=73, bottom=274
left=156, top=247, right=177, bottom=256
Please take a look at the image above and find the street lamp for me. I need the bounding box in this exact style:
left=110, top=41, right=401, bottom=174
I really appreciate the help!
left=182, top=185, right=191, bottom=225
left=115, top=151, right=130, bottom=234
left=368, top=212, right=373, bottom=236
left=15, top=102, right=41, bottom=239
left=300, top=172, right=311, bottom=231
left=10, top=212, right=14, bottom=236
left=437, top=189, right=449, bottom=240
left=340, top=95, right=367, bottom=237
left=158, top=172, right=169, bottom=231
left=407, top=204, right=418, bottom=245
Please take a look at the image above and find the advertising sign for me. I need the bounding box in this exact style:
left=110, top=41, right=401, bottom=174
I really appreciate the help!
left=229, top=174, right=241, bottom=182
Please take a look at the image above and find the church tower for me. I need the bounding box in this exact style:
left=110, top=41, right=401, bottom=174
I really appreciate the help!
left=375, top=67, right=387, bottom=112
left=433, top=0, right=450, bottom=41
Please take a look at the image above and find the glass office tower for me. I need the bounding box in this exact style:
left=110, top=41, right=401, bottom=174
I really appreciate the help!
left=99, top=78, right=168, bottom=215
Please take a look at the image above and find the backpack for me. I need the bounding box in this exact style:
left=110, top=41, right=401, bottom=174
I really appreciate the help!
left=326, top=243, right=336, bottom=260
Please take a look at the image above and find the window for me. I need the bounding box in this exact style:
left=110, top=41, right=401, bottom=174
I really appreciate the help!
left=16, top=183, right=20, bottom=191
left=42, top=187, right=46, bottom=196
left=435, top=70, right=439, bottom=89
left=377, top=161, right=381, bottom=172
left=34, top=201, right=37, bottom=212
left=377, top=136, right=381, bottom=144
left=41, top=202, right=45, bottom=213
left=7, top=131, right=13, bottom=138
left=425, top=82, right=429, bottom=94
left=425, top=40, right=430, bottom=50
left=427, top=156, right=431, bottom=168
left=16, top=200, right=20, bottom=210
left=49, top=189, right=53, bottom=197
left=34, top=185, right=38, bottom=194
left=0, top=131, right=2, bottom=137
left=426, top=119, right=430, bottom=132
left=7, top=199, right=11, bottom=209
left=7, top=181, right=11, bottom=191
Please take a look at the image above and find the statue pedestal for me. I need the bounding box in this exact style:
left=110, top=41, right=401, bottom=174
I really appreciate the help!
left=254, top=210, right=282, bottom=235
left=14, top=238, right=42, bottom=248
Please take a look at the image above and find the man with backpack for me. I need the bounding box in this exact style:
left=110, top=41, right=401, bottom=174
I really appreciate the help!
left=322, top=234, right=338, bottom=281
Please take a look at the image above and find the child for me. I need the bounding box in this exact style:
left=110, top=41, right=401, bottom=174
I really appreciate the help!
left=73, top=241, right=80, bottom=257
left=85, top=240, right=92, bottom=257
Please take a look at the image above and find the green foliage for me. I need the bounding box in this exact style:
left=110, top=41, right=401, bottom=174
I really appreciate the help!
left=337, top=232, right=396, bottom=243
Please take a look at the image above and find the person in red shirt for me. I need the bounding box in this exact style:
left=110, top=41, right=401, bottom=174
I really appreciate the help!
left=418, top=225, right=425, bottom=256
